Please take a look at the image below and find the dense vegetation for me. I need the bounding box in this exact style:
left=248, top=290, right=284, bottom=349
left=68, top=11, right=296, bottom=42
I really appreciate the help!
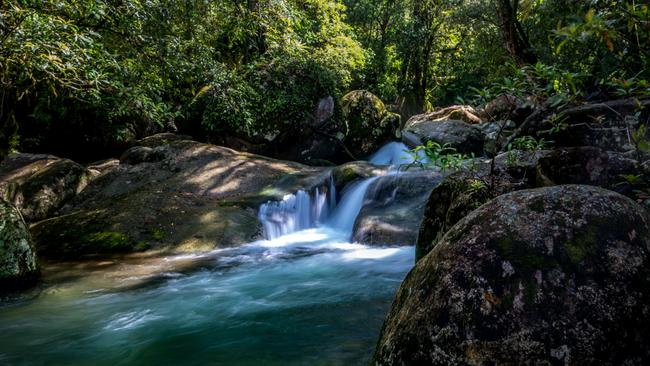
left=1, top=0, right=648, bottom=161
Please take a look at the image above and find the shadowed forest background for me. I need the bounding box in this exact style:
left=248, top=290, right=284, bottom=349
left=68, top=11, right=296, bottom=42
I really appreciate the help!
left=2, top=0, right=648, bottom=162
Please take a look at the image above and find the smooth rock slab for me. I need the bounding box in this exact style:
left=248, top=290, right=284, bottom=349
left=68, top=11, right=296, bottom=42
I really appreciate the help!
left=374, top=185, right=650, bottom=365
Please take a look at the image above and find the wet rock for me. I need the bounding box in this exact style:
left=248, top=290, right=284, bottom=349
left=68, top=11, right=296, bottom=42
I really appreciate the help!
left=352, top=170, right=442, bottom=246
left=403, top=118, right=485, bottom=156
left=0, top=154, right=92, bottom=222
left=32, top=139, right=327, bottom=258
left=0, top=200, right=39, bottom=291
left=342, top=90, right=401, bottom=158
left=374, top=185, right=650, bottom=365
left=331, top=161, right=387, bottom=192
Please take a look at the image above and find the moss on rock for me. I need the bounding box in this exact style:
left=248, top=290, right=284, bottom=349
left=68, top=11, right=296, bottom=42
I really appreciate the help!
left=341, top=90, right=401, bottom=158
left=0, top=200, right=39, bottom=291
left=374, top=185, right=650, bottom=365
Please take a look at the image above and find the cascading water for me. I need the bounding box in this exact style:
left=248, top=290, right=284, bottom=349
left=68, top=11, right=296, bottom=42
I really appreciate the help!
left=258, top=178, right=337, bottom=240
left=0, top=142, right=417, bottom=366
left=259, top=173, right=380, bottom=239
left=368, top=141, right=413, bottom=166
left=327, top=177, right=379, bottom=234
left=368, top=141, right=428, bottom=168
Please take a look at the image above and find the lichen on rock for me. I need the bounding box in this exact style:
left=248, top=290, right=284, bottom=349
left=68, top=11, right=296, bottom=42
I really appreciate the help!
left=373, top=185, right=650, bottom=365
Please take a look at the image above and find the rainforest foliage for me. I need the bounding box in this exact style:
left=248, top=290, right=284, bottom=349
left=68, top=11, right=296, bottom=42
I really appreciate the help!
left=1, top=0, right=649, bottom=160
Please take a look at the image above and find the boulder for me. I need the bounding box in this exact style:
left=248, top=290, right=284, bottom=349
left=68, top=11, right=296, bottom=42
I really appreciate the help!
left=479, top=94, right=534, bottom=124
left=476, top=120, right=516, bottom=156
left=374, top=185, right=650, bottom=365
left=0, top=200, right=39, bottom=291
left=314, top=96, right=335, bottom=127
left=510, top=98, right=650, bottom=152
left=352, top=170, right=442, bottom=246
left=135, top=133, right=192, bottom=148
left=86, top=159, right=120, bottom=176
left=341, top=90, right=401, bottom=158
left=403, top=118, right=485, bottom=156
left=120, top=146, right=168, bottom=165
left=0, top=154, right=92, bottom=222
left=415, top=147, right=647, bottom=261
left=536, top=147, right=644, bottom=195
left=415, top=150, right=558, bottom=261
left=32, top=138, right=328, bottom=259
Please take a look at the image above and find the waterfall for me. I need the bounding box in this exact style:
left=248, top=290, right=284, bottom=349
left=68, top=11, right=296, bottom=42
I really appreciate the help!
left=368, top=141, right=428, bottom=167
left=327, top=177, right=379, bottom=234
left=259, top=141, right=422, bottom=240
left=258, top=177, right=337, bottom=240
left=368, top=142, right=414, bottom=166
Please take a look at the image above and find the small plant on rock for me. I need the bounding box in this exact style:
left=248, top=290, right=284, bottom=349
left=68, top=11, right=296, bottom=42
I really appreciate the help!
left=408, top=141, right=472, bottom=172
left=505, top=136, right=552, bottom=166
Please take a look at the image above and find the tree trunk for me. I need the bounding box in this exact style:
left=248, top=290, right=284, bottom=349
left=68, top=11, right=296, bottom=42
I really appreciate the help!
left=496, top=0, right=536, bottom=65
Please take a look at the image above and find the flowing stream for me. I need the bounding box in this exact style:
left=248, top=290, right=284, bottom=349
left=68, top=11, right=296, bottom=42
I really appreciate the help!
left=0, top=143, right=416, bottom=366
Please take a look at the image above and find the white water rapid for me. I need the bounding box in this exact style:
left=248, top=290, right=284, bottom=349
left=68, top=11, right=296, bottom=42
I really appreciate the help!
left=258, top=177, right=337, bottom=240
left=368, top=141, right=413, bottom=166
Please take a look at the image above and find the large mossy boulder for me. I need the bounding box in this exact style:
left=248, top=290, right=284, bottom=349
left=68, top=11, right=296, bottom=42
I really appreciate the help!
left=402, top=118, right=485, bottom=156
left=0, top=154, right=92, bottom=222
left=1, top=200, right=39, bottom=291
left=31, top=135, right=328, bottom=259
left=374, top=185, right=650, bottom=365
left=341, top=90, right=401, bottom=158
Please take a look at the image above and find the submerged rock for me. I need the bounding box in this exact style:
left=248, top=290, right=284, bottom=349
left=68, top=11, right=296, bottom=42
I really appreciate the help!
left=374, top=185, right=650, bottom=365
left=0, top=200, right=39, bottom=291
left=342, top=90, right=401, bottom=158
left=0, top=154, right=92, bottom=222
